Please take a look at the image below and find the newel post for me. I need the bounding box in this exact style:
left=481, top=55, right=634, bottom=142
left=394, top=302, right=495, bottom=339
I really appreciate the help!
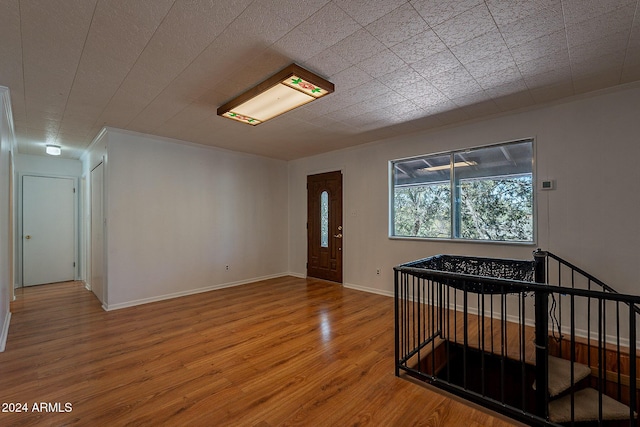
left=533, top=249, right=549, bottom=419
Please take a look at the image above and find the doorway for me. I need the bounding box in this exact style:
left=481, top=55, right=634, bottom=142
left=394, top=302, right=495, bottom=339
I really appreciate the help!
left=307, top=171, right=343, bottom=283
left=22, top=175, right=76, bottom=286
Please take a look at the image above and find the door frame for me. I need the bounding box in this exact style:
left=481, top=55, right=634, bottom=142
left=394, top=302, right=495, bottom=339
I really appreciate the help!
left=306, top=169, right=344, bottom=283
left=89, top=161, right=106, bottom=306
left=17, top=172, right=79, bottom=287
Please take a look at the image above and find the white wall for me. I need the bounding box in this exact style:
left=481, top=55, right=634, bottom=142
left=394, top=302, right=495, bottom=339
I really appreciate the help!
left=14, top=153, right=82, bottom=177
left=288, top=82, right=640, bottom=298
left=92, top=129, right=289, bottom=309
left=0, top=87, right=15, bottom=351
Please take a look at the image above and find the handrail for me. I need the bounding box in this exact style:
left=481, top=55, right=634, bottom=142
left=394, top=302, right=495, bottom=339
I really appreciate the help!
left=543, top=250, right=617, bottom=293
left=541, top=249, right=640, bottom=316
left=395, top=251, right=640, bottom=426
left=394, top=265, right=640, bottom=305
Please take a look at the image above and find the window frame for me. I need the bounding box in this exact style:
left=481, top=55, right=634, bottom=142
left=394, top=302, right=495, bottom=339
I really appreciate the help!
left=389, top=138, right=536, bottom=245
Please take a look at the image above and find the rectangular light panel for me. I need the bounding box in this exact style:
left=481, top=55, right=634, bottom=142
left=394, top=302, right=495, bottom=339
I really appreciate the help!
left=218, top=65, right=334, bottom=126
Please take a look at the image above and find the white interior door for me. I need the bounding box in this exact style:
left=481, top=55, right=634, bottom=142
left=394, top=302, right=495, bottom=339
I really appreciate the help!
left=90, top=163, right=104, bottom=304
left=23, top=175, right=75, bottom=286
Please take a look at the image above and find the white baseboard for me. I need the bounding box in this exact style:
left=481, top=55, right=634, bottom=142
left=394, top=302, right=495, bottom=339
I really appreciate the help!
left=0, top=310, right=11, bottom=352
left=343, top=282, right=394, bottom=298
left=103, top=273, right=291, bottom=311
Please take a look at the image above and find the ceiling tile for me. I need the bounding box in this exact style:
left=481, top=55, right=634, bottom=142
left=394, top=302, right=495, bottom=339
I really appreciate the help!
left=377, top=66, right=438, bottom=100
left=562, top=0, right=637, bottom=26
left=96, top=0, right=254, bottom=128
left=324, top=104, right=370, bottom=122
left=62, top=0, right=175, bottom=125
left=498, top=8, right=565, bottom=48
left=411, top=0, right=483, bottom=27
left=432, top=3, right=497, bottom=47
left=20, top=0, right=98, bottom=134
left=411, top=49, right=462, bottom=79
left=365, top=3, right=430, bottom=48
left=154, top=102, right=215, bottom=136
left=485, top=78, right=529, bottom=98
left=450, top=30, right=508, bottom=65
left=7, top=0, right=640, bottom=160
left=345, top=91, right=409, bottom=115
left=428, top=65, right=481, bottom=98
left=449, top=89, right=488, bottom=107
left=326, top=92, right=408, bottom=123
left=487, top=0, right=562, bottom=26
left=358, top=99, right=424, bottom=125
left=58, top=111, right=102, bottom=135
left=304, top=48, right=354, bottom=77
left=244, top=49, right=294, bottom=77
left=510, top=30, right=569, bottom=65
left=410, top=88, right=449, bottom=108
left=264, top=0, right=331, bottom=26
left=295, top=2, right=361, bottom=48
left=318, top=80, right=391, bottom=114
left=464, top=49, right=517, bottom=79
left=327, top=65, right=373, bottom=91
left=516, top=49, right=571, bottom=77
left=566, top=6, right=635, bottom=49
left=333, top=0, right=406, bottom=26
left=332, top=28, right=387, bottom=63
left=272, top=27, right=328, bottom=62
left=126, top=91, right=193, bottom=135
left=0, top=0, right=25, bottom=122
left=23, top=111, right=62, bottom=136
left=437, top=81, right=483, bottom=100
left=230, top=2, right=295, bottom=46
left=356, top=49, right=406, bottom=78
left=475, top=66, right=523, bottom=90
left=390, top=29, right=448, bottom=63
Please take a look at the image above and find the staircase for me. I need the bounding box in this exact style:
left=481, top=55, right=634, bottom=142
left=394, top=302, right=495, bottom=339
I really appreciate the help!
left=544, top=356, right=632, bottom=423
left=394, top=251, right=640, bottom=426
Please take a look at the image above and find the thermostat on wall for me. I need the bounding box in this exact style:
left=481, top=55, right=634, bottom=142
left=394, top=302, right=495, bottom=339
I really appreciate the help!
left=540, top=179, right=555, bottom=190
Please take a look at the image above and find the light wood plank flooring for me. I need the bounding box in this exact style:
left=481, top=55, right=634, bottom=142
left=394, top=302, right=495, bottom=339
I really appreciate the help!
left=0, top=277, right=521, bottom=426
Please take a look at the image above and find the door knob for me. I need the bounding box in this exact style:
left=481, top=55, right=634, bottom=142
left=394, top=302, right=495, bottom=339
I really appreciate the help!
left=333, top=233, right=342, bottom=238
left=25, top=235, right=31, bottom=240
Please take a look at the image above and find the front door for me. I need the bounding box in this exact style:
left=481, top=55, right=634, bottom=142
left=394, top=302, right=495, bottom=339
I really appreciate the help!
left=307, top=171, right=343, bottom=283
left=22, top=175, right=75, bottom=286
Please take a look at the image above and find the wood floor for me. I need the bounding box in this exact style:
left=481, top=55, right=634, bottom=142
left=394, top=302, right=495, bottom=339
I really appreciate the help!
left=0, top=277, right=522, bottom=426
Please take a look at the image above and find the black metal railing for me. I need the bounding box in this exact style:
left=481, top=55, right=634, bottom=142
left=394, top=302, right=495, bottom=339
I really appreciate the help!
left=394, top=250, right=640, bottom=426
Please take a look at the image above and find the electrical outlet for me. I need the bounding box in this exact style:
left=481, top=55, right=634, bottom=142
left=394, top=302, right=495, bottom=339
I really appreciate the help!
left=225, top=265, right=229, bottom=271
left=376, top=268, right=380, bottom=275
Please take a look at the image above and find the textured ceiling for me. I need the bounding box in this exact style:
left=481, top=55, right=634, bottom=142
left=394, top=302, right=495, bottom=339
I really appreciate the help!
left=1, top=0, right=639, bottom=160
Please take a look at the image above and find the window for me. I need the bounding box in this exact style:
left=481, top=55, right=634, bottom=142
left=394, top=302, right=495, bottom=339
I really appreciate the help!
left=391, top=139, right=534, bottom=243
left=320, top=191, right=329, bottom=247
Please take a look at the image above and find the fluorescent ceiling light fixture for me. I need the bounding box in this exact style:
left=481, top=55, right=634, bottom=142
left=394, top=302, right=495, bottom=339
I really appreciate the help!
left=217, top=64, right=334, bottom=125
left=45, top=144, right=61, bottom=156
left=422, top=161, right=477, bottom=172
